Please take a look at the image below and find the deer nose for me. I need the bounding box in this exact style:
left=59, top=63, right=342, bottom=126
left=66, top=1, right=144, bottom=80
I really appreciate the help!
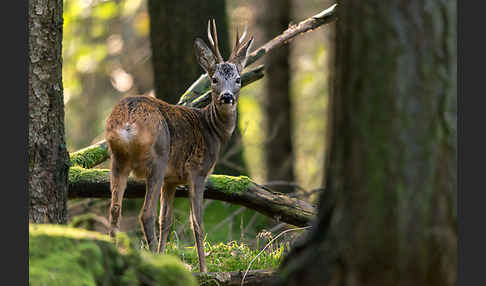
left=219, top=92, right=235, bottom=104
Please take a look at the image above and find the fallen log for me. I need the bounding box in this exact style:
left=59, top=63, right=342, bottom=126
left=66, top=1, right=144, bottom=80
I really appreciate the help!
left=193, top=269, right=278, bottom=286
left=68, top=167, right=316, bottom=227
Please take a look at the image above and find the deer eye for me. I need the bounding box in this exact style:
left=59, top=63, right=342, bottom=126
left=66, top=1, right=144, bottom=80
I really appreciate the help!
left=235, top=77, right=241, bottom=84
left=212, top=77, right=218, bottom=84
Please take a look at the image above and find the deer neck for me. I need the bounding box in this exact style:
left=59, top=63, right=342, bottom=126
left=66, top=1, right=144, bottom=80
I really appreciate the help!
left=203, top=98, right=236, bottom=144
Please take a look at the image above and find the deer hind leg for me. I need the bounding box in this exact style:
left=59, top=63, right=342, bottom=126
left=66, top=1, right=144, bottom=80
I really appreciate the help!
left=157, top=182, right=177, bottom=253
left=139, top=157, right=167, bottom=252
left=109, top=155, right=130, bottom=238
left=189, top=175, right=208, bottom=272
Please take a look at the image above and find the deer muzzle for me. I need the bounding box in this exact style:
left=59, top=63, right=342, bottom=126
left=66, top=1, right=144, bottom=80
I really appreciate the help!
left=219, top=92, right=235, bottom=105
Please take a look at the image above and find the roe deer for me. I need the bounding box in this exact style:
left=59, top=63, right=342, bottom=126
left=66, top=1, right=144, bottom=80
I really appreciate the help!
left=105, top=19, right=253, bottom=272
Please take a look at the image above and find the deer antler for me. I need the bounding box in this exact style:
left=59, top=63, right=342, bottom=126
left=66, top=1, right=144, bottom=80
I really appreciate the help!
left=207, top=19, right=224, bottom=63
left=229, top=24, right=248, bottom=61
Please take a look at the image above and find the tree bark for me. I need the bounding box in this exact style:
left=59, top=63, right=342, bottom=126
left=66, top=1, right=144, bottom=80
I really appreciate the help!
left=279, top=1, right=456, bottom=285
left=259, top=0, right=295, bottom=193
left=29, top=0, right=70, bottom=223
left=148, top=0, right=230, bottom=104
left=68, top=167, right=316, bottom=227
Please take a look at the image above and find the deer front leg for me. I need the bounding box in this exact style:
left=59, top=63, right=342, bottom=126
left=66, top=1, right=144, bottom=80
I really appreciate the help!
left=109, top=157, right=129, bottom=238
left=189, top=176, right=208, bottom=272
left=157, top=182, right=177, bottom=253
left=140, top=162, right=164, bottom=252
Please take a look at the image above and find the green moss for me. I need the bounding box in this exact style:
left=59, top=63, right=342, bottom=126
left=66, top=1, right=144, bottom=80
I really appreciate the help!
left=30, top=224, right=111, bottom=242
left=208, top=175, right=252, bottom=194
left=30, top=224, right=196, bottom=286
left=30, top=225, right=115, bottom=286
left=165, top=241, right=284, bottom=273
left=70, top=143, right=109, bottom=168
left=69, top=166, right=110, bottom=183
left=138, top=252, right=197, bottom=286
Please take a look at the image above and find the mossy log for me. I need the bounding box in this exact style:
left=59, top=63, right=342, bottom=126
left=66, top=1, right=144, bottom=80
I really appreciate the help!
left=68, top=167, right=316, bottom=227
left=194, top=269, right=278, bottom=286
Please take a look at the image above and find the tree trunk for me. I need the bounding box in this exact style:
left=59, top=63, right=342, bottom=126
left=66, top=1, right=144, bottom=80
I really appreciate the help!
left=280, top=1, right=456, bottom=285
left=148, top=0, right=230, bottom=104
left=28, top=0, right=70, bottom=224
left=259, top=0, right=295, bottom=192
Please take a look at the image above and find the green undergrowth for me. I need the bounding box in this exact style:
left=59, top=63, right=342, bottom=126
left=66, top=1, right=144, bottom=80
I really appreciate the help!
left=164, top=240, right=285, bottom=273
left=167, top=198, right=268, bottom=244
left=29, top=224, right=196, bottom=286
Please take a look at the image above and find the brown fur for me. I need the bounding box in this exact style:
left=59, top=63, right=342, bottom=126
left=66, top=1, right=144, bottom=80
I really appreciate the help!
left=105, top=21, right=253, bottom=272
left=106, top=96, right=215, bottom=182
left=106, top=96, right=229, bottom=273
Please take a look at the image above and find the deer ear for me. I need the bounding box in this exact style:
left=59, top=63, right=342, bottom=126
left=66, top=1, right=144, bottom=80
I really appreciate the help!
left=194, top=38, right=217, bottom=76
left=229, top=37, right=254, bottom=73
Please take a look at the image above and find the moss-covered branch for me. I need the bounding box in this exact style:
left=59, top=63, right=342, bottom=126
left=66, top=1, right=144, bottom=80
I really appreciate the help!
left=70, top=140, right=109, bottom=169
left=68, top=167, right=316, bottom=227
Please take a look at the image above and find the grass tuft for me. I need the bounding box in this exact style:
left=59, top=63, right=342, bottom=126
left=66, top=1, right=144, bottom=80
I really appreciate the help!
left=165, top=240, right=285, bottom=272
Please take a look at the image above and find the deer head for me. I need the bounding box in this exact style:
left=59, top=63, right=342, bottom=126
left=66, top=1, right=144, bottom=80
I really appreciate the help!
left=194, top=20, right=253, bottom=113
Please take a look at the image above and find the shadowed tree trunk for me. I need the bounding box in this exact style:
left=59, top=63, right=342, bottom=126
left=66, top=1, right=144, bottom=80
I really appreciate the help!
left=259, top=0, right=295, bottom=192
left=147, top=0, right=230, bottom=104
left=279, top=1, right=457, bottom=285
left=29, top=0, right=70, bottom=223
left=147, top=0, right=248, bottom=176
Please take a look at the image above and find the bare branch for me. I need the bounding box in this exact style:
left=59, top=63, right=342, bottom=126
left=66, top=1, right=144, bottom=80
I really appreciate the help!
left=245, top=3, right=337, bottom=67
left=177, top=3, right=337, bottom=105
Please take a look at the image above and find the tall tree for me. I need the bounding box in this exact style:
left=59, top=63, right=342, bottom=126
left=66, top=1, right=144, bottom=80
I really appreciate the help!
left=29, top=0, right=70, bottom=223
left=280, top=1, right=456, bottom=285
left=147, top=0, right=247, bottom=176
left=147, top=0, right=230, bottom=104
left=259, top=0, right=295, bottom=192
